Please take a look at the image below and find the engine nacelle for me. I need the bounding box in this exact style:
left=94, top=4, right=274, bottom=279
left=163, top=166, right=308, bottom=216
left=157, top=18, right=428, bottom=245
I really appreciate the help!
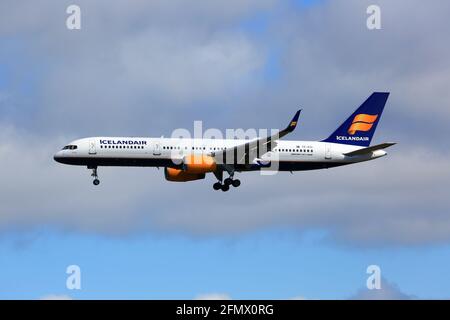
left=164, top=167, right=205, bottom=182
left=182, top=155, right=217, bottom=174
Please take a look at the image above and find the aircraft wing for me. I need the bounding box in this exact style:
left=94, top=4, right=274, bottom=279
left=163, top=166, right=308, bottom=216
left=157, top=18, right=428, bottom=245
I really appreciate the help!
left=211, top=110, right=301, bottom=165
left=343, top=142, right=396, bottom=157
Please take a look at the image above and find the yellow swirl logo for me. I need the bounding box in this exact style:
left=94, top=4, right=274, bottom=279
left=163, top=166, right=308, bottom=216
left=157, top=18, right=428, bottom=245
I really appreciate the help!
left=348, top=114, right=378, bottom=135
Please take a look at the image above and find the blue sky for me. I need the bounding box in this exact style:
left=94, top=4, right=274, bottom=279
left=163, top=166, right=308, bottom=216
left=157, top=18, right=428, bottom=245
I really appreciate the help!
left=2, top=229, right=450, bottom=299
left=1, top=0, right=450, bottom=299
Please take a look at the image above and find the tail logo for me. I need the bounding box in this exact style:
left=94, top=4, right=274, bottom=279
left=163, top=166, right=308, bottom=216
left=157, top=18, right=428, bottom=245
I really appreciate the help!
left=348, top=114, right=378, bottom=135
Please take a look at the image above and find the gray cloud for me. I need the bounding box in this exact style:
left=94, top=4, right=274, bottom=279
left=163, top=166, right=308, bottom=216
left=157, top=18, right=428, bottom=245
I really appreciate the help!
left=249, top=0, right=450, bottom=145
left=192, top=280, right=414, bottom=300
left=0, top=0, right=274, bottom=135
left=351, top=278, right=414, bottom=300
left=1, top=0, right=450, bottom=246
left=1, top=125, right=450, bottom=246
left=3, top=0, right=450, bottom=141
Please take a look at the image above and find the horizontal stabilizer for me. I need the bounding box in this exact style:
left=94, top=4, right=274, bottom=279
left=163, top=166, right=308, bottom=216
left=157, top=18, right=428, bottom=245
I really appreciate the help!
left=343, top=142, right=396, bottom=157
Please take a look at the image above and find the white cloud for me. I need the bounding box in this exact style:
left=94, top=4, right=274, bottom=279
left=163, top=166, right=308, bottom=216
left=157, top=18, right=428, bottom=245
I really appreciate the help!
left=39, top=294, right=73, bottom=300
left=289, top=296, right=306, bottom=300
left=351, top=278, right=414, bottom=300
left=195, top=293, right=231, bottom=300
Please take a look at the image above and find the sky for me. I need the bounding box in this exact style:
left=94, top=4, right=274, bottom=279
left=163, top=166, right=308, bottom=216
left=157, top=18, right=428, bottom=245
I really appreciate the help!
left=1, top=0, right=450, bottom=299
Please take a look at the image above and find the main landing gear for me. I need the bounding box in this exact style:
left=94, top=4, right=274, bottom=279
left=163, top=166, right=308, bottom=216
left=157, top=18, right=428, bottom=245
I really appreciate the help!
left=90, top=166, right=100, bottom=186
left=212, top=171, right=241, bottom=192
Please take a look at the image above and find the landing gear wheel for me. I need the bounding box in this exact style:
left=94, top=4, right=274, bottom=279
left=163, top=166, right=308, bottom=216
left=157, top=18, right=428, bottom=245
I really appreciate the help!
left=90, top=167, right=100, bottom=186
left=224, top=177, right=233, bottom=186
left=221, top=184, right=230, bottom=192
left=213, top=182, right=222, bottom=190
left=232, top=179, right=241, bottom=188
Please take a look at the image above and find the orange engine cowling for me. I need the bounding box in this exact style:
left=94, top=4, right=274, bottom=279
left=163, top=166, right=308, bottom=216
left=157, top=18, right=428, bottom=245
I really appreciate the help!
left=182, top=155, right=217, bottom=174
left=164, top=167, right=205, bottom=182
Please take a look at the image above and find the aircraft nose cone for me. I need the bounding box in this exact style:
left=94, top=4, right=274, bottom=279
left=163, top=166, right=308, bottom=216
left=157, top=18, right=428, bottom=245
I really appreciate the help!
left=53, top=151, right=63, bottom=163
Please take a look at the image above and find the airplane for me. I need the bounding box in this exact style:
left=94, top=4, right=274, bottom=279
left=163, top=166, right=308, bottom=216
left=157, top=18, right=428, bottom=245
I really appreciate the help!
left=54, top=92, right=395, bottom=192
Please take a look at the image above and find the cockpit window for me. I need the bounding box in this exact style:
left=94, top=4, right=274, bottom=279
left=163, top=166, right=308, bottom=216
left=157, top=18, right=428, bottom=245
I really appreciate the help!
left=62, top=145, right=78, bottom=150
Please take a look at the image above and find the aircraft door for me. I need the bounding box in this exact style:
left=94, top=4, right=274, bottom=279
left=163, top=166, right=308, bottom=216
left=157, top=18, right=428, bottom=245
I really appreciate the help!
left=153, top=142, right=161, bottom=156
left=88, top=140, right=97, bottom=155
left=325, top=144, right=332, bottom=159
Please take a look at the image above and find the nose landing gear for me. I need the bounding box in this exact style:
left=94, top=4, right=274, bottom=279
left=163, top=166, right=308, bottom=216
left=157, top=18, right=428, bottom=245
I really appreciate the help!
left=90, top=167, right=100, bottom=186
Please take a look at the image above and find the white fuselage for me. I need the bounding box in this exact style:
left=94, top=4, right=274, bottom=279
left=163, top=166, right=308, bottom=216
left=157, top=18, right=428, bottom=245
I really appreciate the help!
left=53, top=137, right=387, bottom=171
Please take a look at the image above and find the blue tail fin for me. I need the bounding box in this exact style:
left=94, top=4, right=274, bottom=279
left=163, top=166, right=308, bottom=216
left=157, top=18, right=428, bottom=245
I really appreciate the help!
left=322, top=92, right=389, bottom=147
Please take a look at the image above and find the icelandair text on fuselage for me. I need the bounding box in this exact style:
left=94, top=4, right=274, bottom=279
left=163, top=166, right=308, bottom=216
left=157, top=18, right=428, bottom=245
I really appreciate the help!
left=336, top=136, right=369, bottom=141
left=100, top=139, right=147, bottom=145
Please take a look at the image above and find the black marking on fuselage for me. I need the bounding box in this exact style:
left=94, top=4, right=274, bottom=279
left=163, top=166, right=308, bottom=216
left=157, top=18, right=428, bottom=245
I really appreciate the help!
left=54, top=156, right=348, bottom=171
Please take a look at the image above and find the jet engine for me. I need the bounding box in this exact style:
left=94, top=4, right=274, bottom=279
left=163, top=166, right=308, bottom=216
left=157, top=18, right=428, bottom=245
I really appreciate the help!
left=182, top=155, right=217, bottom=174
left=164, top=167, right=205, bottom=182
